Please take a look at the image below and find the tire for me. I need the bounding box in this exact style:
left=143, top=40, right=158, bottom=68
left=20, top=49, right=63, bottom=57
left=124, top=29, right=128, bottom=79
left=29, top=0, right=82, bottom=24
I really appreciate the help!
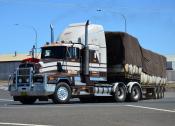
left=159, top=87, right=163, bottom=99
left=154, top=88, right=158, bottom=99
left=113, top=85, right=126, bottom=102
left=52, top=82, right=71, bottom=104
left=14, top=96, right=37, bottom=105
left=162, top=87, right=165, bottom=98
left=129, top=85, right=141, bottom=102
left=157, top=86, right=161, bottom=99
left=160, top=86, right=164, bottom=99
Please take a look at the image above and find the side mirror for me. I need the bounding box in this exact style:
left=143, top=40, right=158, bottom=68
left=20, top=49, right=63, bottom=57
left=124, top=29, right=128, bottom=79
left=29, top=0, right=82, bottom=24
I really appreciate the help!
left=57, top=62, right=63, bottom=72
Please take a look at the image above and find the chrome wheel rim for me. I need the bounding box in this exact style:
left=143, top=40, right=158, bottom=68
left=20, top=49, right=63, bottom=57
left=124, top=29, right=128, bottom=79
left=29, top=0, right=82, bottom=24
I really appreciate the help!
left=117, top=87, right=125, bottom=100
left=57, top=87, right=68, bottom=101
left=132, top=88, right=139, bottom=99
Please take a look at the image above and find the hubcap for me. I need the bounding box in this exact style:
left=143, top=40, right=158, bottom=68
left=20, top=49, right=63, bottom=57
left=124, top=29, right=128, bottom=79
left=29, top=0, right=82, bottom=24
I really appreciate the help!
left=132, top=88, right=139, bottom=99
left=117, top=87, right=125, bottom=99
left=57, top=87, right=68, bottom=101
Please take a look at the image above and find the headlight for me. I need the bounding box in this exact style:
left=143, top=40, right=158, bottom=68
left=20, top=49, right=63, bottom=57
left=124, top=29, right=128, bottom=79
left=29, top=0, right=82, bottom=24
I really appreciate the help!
left=26, top=78, right=30, bottom=83
left=18, top=78, right=22, bottom=83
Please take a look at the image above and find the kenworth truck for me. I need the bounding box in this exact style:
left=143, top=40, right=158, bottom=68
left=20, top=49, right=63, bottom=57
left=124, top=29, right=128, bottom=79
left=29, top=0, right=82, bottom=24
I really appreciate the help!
left=8, top=20, right=167, bottom=104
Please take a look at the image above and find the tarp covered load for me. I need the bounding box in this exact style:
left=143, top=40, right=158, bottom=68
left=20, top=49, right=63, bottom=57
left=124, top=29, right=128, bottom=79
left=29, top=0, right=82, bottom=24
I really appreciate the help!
left=105, top=32, right=166, bottom=78
left=142, top=48, right=166, bottom=77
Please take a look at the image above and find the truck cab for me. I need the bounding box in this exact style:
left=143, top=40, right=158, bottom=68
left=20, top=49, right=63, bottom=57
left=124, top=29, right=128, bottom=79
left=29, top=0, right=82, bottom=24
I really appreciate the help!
left=8, top=22, right=109, bottom=104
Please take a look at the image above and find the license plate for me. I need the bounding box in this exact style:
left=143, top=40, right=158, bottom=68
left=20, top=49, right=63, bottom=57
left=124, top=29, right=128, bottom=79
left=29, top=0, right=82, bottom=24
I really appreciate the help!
left=21, top=92, right=27, bottom=96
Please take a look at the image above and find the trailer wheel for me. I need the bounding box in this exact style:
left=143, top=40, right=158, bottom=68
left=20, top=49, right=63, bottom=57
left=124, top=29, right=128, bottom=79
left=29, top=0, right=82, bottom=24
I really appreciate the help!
left=113, top=85, right=126, bottom=102
left=157, top=86, right=161, bottom=99
left=153, top=87, right=158, bottom=99
left=15, top=97, right=37, bottom=105
left=162, top=87, right=165, bottom=98
left=159, top=87, right=162, bottom=99
left=129, top=85, right=141, bottom=102
left=52, top=82, right=71, bottom=104
left=160, top=86, right=164, bottom=99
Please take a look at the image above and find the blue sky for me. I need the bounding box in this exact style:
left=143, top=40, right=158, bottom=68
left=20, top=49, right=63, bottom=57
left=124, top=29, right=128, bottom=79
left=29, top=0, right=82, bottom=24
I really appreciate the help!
left=0, top=0, right=175, bottom=55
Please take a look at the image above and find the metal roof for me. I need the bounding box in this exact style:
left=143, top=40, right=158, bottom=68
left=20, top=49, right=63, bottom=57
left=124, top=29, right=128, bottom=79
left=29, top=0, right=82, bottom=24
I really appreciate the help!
left=0, top=54, right=40, bottom=62
left=165, top=54, right=175, bottom=62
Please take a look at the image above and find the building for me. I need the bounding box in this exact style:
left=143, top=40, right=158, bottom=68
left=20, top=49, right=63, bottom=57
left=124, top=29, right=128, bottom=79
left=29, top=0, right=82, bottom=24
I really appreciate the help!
left=166, top=54, right=175, bottom=70
left=166, top=54, right=175, bottom=82
left=0, top=54, right=32, bottom=80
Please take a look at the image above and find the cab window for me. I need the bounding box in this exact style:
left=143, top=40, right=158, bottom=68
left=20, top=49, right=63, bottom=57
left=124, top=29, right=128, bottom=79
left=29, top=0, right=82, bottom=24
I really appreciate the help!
left=89, top=50, right=99, bottom=63
left=41, top=46, right=66, bottom=59
left=67, top=47, right=80, bottom=59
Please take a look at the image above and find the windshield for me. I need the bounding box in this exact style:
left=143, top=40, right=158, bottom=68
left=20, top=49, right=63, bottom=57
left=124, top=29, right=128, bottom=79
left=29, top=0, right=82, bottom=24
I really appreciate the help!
left=41, top=46, right=66, bottom=59
left=67, top=47, right=80, bottom=59
left=41, top=46, right=80, bottom=59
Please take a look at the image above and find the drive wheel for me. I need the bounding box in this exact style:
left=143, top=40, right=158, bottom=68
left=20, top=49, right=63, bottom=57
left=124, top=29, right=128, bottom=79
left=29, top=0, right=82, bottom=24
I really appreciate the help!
left=129, top=85, right=141, bottom=102
left=160, top=86, right=164, bottom=99
left=113, top=85, right=126, bottom=102
left=52, top=82, right=71, bottom=104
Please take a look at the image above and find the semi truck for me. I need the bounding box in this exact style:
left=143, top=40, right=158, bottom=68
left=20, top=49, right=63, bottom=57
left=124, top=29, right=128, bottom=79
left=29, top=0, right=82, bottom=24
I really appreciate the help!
left=8, top=20, right=167, bottom=104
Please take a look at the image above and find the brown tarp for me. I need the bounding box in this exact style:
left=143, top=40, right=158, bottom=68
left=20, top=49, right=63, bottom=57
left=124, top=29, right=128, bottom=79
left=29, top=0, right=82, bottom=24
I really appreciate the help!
left=105, top=32, right=166, bottom=78
left=142, top=48, right=166, bottom=77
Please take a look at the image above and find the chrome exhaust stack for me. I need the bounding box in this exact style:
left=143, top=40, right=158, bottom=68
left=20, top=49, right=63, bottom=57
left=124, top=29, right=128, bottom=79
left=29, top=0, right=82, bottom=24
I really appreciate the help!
left=81, top=20, right=90, bottom=84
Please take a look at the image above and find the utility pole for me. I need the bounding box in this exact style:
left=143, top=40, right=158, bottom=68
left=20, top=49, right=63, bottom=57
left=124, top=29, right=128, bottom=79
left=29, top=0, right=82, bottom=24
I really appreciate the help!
left=97, top=9, right=127, bottom=32
left=14, top=24, right=38, bottom=58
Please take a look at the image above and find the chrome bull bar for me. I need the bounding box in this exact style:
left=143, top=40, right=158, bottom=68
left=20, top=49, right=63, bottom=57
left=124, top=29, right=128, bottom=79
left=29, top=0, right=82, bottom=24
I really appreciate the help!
left=8, top=67, right=56, bottom=96
left=15, top=67, right=33, bottom=89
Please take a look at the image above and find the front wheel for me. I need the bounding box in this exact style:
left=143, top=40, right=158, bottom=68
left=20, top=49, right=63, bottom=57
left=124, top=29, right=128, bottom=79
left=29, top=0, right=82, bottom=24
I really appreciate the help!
left=52, top=82, right=71, bottom=104
left=113, top=85, right=126, bottom=102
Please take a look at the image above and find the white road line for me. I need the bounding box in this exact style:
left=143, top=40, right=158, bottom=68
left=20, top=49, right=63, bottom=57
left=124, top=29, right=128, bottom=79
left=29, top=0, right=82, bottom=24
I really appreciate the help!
left=125, top=104, right=175, bottom=113
left=0, top=104, right=124, bottom=109
left=1, top=103, right=175, bottom=113
left=0, top=99, right=13, bottom=102
left=0, top=122, right=52, bottom=126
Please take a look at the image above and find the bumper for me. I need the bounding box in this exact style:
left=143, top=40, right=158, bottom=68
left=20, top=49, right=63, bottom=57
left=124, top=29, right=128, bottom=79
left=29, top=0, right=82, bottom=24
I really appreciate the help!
left=9, top=83, right=56, bottom=97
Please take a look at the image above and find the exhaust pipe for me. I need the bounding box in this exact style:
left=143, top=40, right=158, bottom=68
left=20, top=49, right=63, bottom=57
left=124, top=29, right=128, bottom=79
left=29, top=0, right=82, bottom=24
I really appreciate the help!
left=85, top=20, right=89, bottom=48
left=50, top=24, right=54, bottom=43
left=84, top=20, right=89, bottom=76
left=81, top=20, right=90, bottom=83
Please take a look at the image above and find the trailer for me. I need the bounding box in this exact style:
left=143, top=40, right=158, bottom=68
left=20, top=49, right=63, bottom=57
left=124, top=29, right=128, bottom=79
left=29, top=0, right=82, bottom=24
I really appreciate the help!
left=105, top=32, right=166, bottom=100
left=8, top=20, right=166, bottom=104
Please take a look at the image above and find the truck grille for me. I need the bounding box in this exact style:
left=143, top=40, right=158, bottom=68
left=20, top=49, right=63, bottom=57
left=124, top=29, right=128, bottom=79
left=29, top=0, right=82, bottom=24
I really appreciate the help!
left=18, top=68, right=31, bottom=76
left=16, top=68, right=32, bottom=85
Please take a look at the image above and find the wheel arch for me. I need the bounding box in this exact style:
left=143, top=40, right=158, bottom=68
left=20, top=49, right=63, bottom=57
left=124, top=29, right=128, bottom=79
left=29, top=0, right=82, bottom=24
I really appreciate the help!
left=112, top=82, right=127, bottom=93
left=57, top=77, right=72, bottom=86
left=127, top=82, right=142, bottom=96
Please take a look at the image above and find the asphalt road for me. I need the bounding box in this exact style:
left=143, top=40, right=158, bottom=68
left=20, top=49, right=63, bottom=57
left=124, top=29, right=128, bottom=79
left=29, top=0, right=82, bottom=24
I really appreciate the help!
left=0, top=86, right=175, bottom=126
